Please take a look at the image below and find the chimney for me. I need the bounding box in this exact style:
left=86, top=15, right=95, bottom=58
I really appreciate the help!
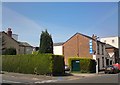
left=92, top=34, right=97, bottom=40
left=7, top=28, right=12, bottom=37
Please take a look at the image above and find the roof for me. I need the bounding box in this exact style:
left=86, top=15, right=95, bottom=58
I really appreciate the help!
left=53, top=42, right=64, bottom=46
left=19, top=42, right=33, bottom=47
left=105, top=44, right=118, bottom=49
left=63, top=32, right=105, bottom=45
left=1, top=31, right=33, bottom=47
left=1, top=31, right=19, bottom=44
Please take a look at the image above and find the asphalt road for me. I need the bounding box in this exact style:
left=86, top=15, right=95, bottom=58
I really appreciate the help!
left=56, top=74, right=120, bottom=83
left=1, top=72, right=120, bottom=84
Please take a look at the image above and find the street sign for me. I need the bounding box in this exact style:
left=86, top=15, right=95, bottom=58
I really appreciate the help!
left=89, top=39, right=93, bottom=54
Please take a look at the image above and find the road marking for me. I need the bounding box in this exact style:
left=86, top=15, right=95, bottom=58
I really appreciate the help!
left=32, top=78, right=39, bottom=80
left=3, top=80, right=21, bottom=83
left=35, top=80, right=58, bottom=83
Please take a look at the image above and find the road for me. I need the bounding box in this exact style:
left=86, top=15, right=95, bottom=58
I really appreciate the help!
left=56, top=74, right=120, bottom=83
left=1, top=72, right=120, bottom=84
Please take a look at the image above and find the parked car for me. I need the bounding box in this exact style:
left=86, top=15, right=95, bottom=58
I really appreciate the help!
left=113, top=63, right=120, bottom=71
left=65, top=65, right=70, bottom=72
left=104, top=65, right=119, bottom=74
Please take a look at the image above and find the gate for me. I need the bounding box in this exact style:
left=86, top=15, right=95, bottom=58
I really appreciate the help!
left=71, top=60, right=80, bottom=71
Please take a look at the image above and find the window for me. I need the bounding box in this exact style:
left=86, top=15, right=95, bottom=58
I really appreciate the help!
left=104, top=40, right=106, bottom=43
left=102, top=44, right=104, bottom=55
left=112, top=40, right=114, bottom=43
left=102, top=57, right=104, bottom=67
left=110, top=60, right=112, bottom=65
left=97, top=43, right=99, bottom=54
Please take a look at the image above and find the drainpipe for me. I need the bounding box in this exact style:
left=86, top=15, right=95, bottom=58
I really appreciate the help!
left=77, top=35, right=79, bottom=57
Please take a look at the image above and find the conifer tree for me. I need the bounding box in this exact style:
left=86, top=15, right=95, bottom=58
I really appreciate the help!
left=39, top=30, right=53, bottom=54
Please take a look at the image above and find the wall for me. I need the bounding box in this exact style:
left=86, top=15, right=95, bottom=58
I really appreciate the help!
left=63, top=33, right=93, bottom=64
left=53, top=45, right=63, bottom=55
left=100, top=37, right=119, bottom=48
left=25, top=47, right=33, bottom=54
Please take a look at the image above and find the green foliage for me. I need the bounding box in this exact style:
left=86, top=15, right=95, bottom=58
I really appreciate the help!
left=68, top=57, right=96, bottom=73
left=39, top=30, right=53, bottom=54
left=52, top=55, right=65, bottom=75
left=2, top=54, right=65, bottom=75
left=3, top=48, right=16, bottom=55
left=32, top=51, right=39, bottom=55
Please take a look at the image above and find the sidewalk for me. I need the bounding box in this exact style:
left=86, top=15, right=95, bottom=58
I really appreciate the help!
left=71, top=71, right=104, bottom=77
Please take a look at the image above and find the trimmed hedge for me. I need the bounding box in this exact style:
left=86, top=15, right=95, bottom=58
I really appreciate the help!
left=68, top=57, right=96, bottom=73
left=2, top=54, right=65, bottom=75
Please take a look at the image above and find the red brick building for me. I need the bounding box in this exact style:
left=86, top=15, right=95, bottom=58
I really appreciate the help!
left=54, top=33, right=113, bottom=70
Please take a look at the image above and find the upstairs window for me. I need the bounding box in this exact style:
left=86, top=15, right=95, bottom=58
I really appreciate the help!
left=97, top=43, right=99, bottom=55
left=112, top=40, right=114, bottom=43
left=102, top=44, right=104, bottom=55
left=104, top=40, right=106, bottom=43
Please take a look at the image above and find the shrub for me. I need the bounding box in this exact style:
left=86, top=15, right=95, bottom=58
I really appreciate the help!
left=2, top=54, right=65, bottom=75
left=3, top=48, right=16, bottom=55
left=52, top=55, right=65, bottom=75
left=68, top=57, right=96, bottom=73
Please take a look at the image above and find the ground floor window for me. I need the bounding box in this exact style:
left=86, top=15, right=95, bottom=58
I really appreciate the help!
left=106, top=58, right=109, bottom=66
left=102, top=57, right=104, bottom=67
left=110, top=60, right=112, bottom=65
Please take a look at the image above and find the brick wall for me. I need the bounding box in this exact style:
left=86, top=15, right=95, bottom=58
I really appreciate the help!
left=63, top=33, right=95, bottom=64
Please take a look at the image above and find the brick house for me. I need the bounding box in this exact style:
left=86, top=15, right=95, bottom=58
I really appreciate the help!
left=54, top=33, right=113, bottom=70
left=0, top=28, right=33, bottom=54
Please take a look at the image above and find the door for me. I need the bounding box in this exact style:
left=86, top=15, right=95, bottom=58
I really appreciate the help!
left=71, top=60, right=80, bottom=71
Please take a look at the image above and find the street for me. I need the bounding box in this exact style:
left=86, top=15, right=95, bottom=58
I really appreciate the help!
left=56, top=74, right=119, bottom=83
left=1, top=72, right=120, bottom=84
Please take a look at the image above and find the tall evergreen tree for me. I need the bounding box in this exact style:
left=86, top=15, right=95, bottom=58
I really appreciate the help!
left=39, top=30, right=53, bottom=54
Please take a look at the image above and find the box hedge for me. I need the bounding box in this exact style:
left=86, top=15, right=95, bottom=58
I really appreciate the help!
left=68, top=57, right=96, bottom=73
left=2, top=54, right=65, bottom=75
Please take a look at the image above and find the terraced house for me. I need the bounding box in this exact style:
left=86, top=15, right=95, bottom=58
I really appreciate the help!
left=54, top=33, right=118, bottom=71
left=0, top=28, right=33, bottom=54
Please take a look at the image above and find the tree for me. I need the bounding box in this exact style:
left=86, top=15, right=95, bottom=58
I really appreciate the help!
left=39, top=30, right=53, bottom=54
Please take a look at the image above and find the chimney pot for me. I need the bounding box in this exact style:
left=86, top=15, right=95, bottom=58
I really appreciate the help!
left=7, top=28, right=12, bottom=37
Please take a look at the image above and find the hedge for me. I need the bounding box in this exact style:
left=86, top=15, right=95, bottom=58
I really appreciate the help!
left=2, top=54, right=65, bottom=75
left=68, top=57, right=96, bottom=73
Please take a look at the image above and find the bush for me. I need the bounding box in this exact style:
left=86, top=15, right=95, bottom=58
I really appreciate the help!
left=68, top=57, right=96, bottom=73
left=3, top=48, right=16, bottom=55
left=2, top=54, right=65, bottom=75
left=52, top=55, right=65, bottom=75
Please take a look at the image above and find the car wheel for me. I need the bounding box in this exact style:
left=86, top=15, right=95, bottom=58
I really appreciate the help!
left=104, top=72, right=107, bottom=74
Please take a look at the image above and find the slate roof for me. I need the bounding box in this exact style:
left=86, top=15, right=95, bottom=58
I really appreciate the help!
left=105, top=44, right=117, bottom=49
left=53, top=42, right=64, bottom=46
left=19, top=42, right=33, bottom=47
left=0, top=31, right=33, bottom=47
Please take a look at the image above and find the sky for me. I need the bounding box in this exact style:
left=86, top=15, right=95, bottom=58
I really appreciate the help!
left=2, top=2, right=119, bottom=47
